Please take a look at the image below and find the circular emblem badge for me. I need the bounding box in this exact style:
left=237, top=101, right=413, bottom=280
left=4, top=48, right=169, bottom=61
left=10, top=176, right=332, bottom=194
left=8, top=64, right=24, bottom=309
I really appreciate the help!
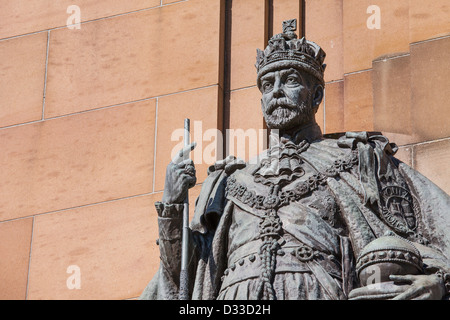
left=380, top=186, right=420, bottom=234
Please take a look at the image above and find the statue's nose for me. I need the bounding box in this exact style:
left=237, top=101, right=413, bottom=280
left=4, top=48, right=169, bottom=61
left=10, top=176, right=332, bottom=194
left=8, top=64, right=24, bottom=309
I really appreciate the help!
left=272, top=78, right=283, bottom=98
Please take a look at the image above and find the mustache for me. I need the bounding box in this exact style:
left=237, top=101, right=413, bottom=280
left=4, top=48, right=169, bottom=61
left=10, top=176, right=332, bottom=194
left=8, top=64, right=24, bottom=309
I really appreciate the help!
left=267, top=97, right=298, bottom=114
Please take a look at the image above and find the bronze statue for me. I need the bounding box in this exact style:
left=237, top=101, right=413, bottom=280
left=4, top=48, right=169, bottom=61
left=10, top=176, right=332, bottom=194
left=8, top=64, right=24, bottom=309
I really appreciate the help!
left=140, top=19, right=450, bottom=300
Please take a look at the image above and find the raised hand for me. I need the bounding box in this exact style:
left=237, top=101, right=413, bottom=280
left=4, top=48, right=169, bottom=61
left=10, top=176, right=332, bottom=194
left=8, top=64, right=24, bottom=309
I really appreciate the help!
left=161, top=142, right=197, bottom=204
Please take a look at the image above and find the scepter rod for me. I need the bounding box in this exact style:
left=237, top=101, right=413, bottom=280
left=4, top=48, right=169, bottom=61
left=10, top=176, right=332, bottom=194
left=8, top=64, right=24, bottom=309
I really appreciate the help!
left=179, top=118, right=190, bottom=300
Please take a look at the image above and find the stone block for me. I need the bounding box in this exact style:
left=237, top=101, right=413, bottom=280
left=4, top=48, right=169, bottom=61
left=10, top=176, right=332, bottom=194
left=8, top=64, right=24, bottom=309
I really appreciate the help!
left=0, top=33, right=47, bottom=127
left=45, top=0, right=223, bottom=117
left=410, top=36, right=450, bottom=142
left=409, top=0, right=450, bottom=43
left=305, top=0, right=344, bottom=82
left=27, top=195, right=159, bottom=299
left=0, top=99, right=156, bottom=221
left=0, top=218, right=33, bottom=300
left=344, top=70, right=374, bottom=132
left=323, top=80, right=344, bottom=134
left=229, top=86, right=267, bottom=161
left=229, top=0, right=267, bottom=91
left=342, top=0, right=410, bottom=73
left=414, top=139, right=450, bottom=194
left=0, top=0, right=161, bottom=39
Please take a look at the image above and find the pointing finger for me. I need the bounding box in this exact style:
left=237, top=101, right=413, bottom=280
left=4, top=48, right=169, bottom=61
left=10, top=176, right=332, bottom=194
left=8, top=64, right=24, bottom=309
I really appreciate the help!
left=172, top=141, right=197, bottom=164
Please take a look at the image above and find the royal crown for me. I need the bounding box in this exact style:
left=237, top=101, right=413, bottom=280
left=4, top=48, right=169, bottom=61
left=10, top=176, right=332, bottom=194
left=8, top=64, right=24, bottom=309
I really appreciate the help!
left=256, top=19, right=326, bottom=86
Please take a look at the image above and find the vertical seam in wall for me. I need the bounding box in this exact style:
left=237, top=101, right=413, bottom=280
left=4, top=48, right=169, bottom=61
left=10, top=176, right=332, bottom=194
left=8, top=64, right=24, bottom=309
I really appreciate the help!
left=153, top=97, right=159, bottom=193
left=222, top=0, right=232, bottom=158
left=42, top=30, right=51, bottom=120
left=25, top=216, right=35, bottom=300
left=263, top=0, right=273, bottom=141
left=322, top=87, right=326, bottom=134
left=267, top=0, right=273, bottom=40
left=300, top=0, right=305, bottom=37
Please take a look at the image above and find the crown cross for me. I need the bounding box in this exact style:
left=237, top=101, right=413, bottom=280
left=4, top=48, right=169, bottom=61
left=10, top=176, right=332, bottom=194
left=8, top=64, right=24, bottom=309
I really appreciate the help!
left=282, top=19, right=297, bottom=34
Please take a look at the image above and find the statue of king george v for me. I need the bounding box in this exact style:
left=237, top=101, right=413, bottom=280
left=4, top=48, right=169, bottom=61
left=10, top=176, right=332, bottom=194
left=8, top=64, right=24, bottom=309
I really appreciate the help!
left=140, top=19, right=450, bottom=300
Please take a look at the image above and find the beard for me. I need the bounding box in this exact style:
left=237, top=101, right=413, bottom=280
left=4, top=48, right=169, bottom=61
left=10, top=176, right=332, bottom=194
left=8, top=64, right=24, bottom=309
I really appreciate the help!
left=262, top=93, right=314, bottom=130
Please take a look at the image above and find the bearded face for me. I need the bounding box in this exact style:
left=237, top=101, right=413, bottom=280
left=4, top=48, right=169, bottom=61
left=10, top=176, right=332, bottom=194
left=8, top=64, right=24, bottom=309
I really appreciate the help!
left=259, top=68, right=321, bottom=131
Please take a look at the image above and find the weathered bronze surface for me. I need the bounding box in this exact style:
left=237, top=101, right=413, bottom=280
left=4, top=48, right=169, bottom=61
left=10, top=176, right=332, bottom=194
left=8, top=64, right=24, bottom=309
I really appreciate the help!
left=140, top=19, right=450, bottom=300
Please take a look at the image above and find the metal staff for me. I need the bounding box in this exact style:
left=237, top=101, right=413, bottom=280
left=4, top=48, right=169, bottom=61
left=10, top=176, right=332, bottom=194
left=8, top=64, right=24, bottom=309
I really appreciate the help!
left=179, top=118, right=190, bottom=300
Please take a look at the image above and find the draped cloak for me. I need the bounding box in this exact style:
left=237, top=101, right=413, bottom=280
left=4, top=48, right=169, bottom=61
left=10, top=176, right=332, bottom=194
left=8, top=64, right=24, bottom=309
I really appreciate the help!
left=140, top=131, right=450, bottom=300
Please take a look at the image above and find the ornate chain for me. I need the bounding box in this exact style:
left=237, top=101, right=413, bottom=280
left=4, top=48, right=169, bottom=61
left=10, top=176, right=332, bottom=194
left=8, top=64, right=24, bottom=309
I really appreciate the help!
left=226, top=150, right=358, bottom=210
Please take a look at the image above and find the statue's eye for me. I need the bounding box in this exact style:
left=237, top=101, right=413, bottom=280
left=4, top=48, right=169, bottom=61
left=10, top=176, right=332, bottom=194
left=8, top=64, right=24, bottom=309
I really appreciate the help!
left=286, top=76, right=299, bottom=85
left=262, top=82, right=273, bottom=92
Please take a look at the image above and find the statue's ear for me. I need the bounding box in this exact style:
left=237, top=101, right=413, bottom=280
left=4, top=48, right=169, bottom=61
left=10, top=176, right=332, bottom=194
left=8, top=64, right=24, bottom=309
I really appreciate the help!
left=313, top=84, right=324, bottom=112
left=313, top=84, right=324, bottom=106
